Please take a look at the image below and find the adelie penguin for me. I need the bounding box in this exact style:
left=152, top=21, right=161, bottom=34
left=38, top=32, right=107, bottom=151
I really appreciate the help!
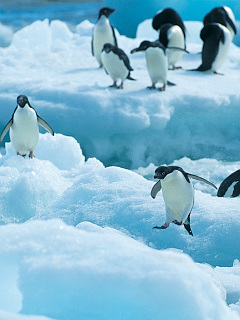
left=92, top=7, right=118, bottom=67
left=192, top=23, right=231, bottom=74
left=203, top=6, right=237, bottom=41
left=101, top=43, right=135, bottom=89
left=152, top=8, right=187, bottom=69
left=151, top=165, right=217, bottom=235
left=0, top=95, right=54, bottom=158
left=131, top=40, right=175, bottom=91
left=217, top=170, right=240, bottom=198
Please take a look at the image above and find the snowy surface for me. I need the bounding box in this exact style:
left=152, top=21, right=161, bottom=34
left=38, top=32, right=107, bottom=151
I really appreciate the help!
left=0, top=18, right=239, bottom=169
left=0, top=3, right=239, bottom=319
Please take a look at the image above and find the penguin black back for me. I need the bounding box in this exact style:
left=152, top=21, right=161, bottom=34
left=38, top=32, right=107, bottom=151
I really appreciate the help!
left=203, top=6, right=237, bottom=35
left=152, top=8, right=186, bottom=38
left=196, top=23, right=225, bottom=71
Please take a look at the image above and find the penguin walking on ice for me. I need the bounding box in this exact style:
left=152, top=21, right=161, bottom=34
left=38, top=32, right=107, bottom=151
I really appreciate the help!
left=152, top=8, right=187, bottom=69
left=92, top=7, right=118, bottom=67
left=151, top=165, right=217, bottom=235
left=131, top=40, right=175, bottom=91
left=217, top=170, right=240, bottom=198
left=101, top=43, right=135, bottom=89
left=203, top=6, right=237, bottom=41
left=0, top=95, right=54, bottom=158
left=192, top=23, right=231, bottom=74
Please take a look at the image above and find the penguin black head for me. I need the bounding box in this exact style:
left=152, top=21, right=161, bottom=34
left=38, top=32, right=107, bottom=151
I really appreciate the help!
left=154, top=166, right=172, bottom=179
left=17, top=95, right=29, bottom=108
left=131, top=40, right=165, bottom=54
left=154, top=165, right=190, bottom=182
left=152, top=8, right=186, bottom=37
left=98, top=7, right=115, bottom=19
left=102, top=43, right=114, bottom=53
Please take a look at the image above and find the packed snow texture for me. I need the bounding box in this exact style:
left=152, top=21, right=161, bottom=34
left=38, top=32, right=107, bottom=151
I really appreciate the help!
left=0, top=134, right=239, bottom=320
left=0, top=3, right=239, bottom=319
left=0, top=17, right=239, bottom=169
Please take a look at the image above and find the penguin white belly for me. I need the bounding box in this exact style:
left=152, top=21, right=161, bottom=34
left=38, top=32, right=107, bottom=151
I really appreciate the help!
left=212, top=26, right=231, bottom=72
left=10, top=107, right=39, bottom=155
left=161, top=172, right=194, bottom=223
left=93, top=17, right=115, bottom=66
left=166, top=25, right=185, bottom=67
left=101, top=51, right=128, bottom=81
left=146, top=48, right=168, bottom=85
left=224, top=6, right=236, bottom=40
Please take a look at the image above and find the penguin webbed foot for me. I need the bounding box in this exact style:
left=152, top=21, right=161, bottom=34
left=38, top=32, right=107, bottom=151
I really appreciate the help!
left=17, top=152, right=26, bottom=158
left=169, top=65, right=182, bottom=70
left=147, top=84, right=156, bottom=90
left=213, top=71, right=224, bottom=76
left=29, top=151, right=35, bottom=159
left=109, top=81, right=117, bottom=88
left=153, top=222, right=169, bottom=230
left=117, top=82, right=124, bottom=89
left=158, top=85, right=166, bottom=91
left=172, top=220, right=182, bottom=225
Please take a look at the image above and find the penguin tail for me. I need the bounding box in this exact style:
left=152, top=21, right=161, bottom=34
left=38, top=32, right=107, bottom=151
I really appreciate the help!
left=167, top=80, right=176, bottom=86
left=188, top=65, right=209, bottom=72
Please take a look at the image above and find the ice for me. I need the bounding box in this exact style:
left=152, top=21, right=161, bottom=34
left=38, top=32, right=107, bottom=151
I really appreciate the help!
left=0, top=1, right=239, bottom=319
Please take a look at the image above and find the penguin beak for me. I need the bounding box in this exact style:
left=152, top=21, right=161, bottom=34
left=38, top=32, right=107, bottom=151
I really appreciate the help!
left=131, top=47, right=140, bottom=54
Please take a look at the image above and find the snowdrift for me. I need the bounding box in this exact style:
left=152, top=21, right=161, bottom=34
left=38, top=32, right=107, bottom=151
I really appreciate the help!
left=0, top=134, right=239, bottom=319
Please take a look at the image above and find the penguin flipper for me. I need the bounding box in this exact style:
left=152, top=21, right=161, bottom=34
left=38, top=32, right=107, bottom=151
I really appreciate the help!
left=111, top=25, right=118, bottom=47
left=187, top=173, right=217, bottom=189
left=91, top=36, right=94, bottom=56
left=151, top=180, right=162, bottom=198
left=0, top=119, right=13, bottom=142
left=37, top=115, right=54, bottom=136
left=167, top=80, right=176, bottom=86
left=184, top=214, right=193, bottom=236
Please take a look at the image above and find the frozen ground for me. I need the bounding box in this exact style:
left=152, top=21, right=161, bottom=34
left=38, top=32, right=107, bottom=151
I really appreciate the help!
left=0, top=2, right=239, bottom=319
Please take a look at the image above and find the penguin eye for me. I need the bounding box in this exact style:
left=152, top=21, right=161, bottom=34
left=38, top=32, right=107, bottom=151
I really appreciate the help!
left=161, top=171, right=165, bottom=176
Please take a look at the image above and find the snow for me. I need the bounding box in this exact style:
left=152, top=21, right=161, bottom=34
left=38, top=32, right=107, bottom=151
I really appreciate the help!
left=0, top=2, right=239, bottom=319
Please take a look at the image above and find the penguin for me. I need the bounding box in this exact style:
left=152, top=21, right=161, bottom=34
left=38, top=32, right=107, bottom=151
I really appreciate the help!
left=0, top=95, right=54, bottom=158
left=152, top=8, right=186, bottom=69
left=101, top=43, right=134, bottom=89
left=151, top=165, right=217, bottom=235
left=92, top=7, right=118, bottom=67
left=159, top=23, right=187, bottom=69
left=217, top=170, right=240, bottom=197
left=192, top=23, right=231, bottom=74
left=203, top=6, right=237, bottom=40
left=131, top=40, right=175, bottom=91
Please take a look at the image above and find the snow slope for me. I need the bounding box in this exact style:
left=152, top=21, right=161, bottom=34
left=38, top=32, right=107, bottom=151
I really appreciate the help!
left=0, top=7, right=239, bottom=319
left=0, top=19, right=239, bottom=169
left=0, top=134, right=239, bottom=319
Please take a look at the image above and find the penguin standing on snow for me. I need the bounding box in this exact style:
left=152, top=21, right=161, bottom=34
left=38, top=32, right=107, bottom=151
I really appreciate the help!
left=0, top=95, right=54, bottom=158
left=131, top=40, right=175, bottom=91
left=203, top=6, right=237, bottom=40
left=101, top=43, right=134, bottom=89
left=193, top=23, right=231, bottom=74
left=151, top=165, right=217, bottom=235
left=152, top=8, right=187, bottom=69
left=217, top=170, right=240, bottom=197
left=92, top=7, right=118, bottom=67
